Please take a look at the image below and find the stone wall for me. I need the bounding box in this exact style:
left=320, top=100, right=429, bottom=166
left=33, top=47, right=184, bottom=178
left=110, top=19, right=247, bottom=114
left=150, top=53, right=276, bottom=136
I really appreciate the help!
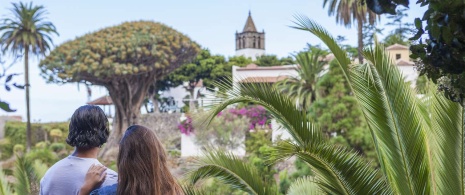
left=138, top=113, right=182, bottom=150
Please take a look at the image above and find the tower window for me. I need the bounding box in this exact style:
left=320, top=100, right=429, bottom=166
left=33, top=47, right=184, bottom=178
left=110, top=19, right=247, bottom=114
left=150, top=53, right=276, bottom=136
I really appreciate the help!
left=242, top=36, right=246, bottom=48
left=253, top=36, right=256, bottom=48
left=238, top=37, right=241, bottom=49
left=258, top=36, right=261, bottom=48
left=396, top=54, right=401, bottom=60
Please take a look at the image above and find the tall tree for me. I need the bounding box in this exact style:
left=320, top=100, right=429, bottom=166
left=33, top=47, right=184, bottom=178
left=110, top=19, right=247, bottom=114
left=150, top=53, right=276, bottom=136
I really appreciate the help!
left=0, top=2, right=58, bottom=151
left=276, top=50, right=326, bottom=110
left=383, top=7, right=413, bottom=45
left=323, top=0, right=378, bottom=63
left=39, top=21, right=199, bottom=154
left=254, top=54, right=295, bottom=66
left=362, top=23, right=383, bottom=46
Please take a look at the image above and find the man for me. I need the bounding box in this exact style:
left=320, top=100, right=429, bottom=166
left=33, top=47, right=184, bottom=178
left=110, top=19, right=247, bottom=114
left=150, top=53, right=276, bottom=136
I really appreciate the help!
left=40, top=105, right=118, bottom=195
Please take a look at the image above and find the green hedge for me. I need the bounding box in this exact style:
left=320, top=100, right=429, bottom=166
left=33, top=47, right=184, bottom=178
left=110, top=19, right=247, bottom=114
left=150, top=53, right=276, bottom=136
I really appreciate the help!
left=0, top=121, right=70, bottom=160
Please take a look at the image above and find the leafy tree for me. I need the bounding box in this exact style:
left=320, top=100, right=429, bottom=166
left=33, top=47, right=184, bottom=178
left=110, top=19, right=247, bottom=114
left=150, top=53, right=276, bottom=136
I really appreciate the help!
left=323, top=0, right=378, bottom=63
left=382, top=7, right=413, bottom=45
left=385, top=7, right=413, bottom=41
left=310, top=60, right=376, bottom=164
left=158, top=49, right=228, bottom=111
left=254, top=54, right=295, bottom=66
left=0, top=2, right=58, bottom=151
left=150, top=50, right=253, bottom=113
left=39, top=21, right=199, bottom=151
left=409, top=0, right=465, bottom=103
left=276, top=50, right=326, bottom=110
left=186, top=17, right=465, bottom=195
left=362, top=0, right=409, bottom=14
left=362, top=23, right=384, bottom=46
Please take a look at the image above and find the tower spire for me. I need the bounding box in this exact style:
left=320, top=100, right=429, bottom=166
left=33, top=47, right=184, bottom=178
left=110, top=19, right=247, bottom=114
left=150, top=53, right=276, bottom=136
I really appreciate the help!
left=243, top=11, right=257, bottom=32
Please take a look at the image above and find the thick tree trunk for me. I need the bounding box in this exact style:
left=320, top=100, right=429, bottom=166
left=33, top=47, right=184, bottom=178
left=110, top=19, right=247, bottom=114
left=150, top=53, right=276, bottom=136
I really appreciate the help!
left=99, top=75, right=154, bottom=159
left=357, top=17, right=364, bottom=64
left=25, top=48, right=32, bottom=152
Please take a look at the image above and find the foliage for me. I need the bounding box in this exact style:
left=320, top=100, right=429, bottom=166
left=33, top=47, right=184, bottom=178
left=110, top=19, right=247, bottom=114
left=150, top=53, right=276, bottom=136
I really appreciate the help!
left=0, top=1, right=59, bottom=151
left=0, top=121, right=69, bottom=160
left=254, top=55, right=295, bottom=66
left=178, top=116, right=194, bottom=135
left=192, top=110, right=248, bottom=151
left=382, top=7, right=413, bottom=45
left=310, top=60, right=376, bottom=164
left=15, top=155, right=41, bottom=195
left=409, top=0, right=465, bottom=102
left=323, top=0, right=378, bottom=63
left=362, top=0, right=409, bottom=14
left=186, top=151, right=279, bottom=195
left=188, top=16, right=465, bottom=195
left=0, top=168, right=12, bottom=195
left=276, top=50, right=326, bottom=110
left=229, top=105, right=270, bottom=129
left=40, top=21, right=200, bottom=145
left=245, top=130, right=276, bottom=185
left=286, top=177, right=321, bottom=195
left=25, top=148, right=58, bottom=167
left=49, top=142, right=66, bottom=153
left=363, top=24, right=384, bottom=46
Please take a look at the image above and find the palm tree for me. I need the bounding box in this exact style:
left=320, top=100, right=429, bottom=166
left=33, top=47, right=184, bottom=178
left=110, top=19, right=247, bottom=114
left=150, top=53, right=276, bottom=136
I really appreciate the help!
left=185, top=16, right=465, bottom=195
left=276, top=50, right=326, bottom=110
left=0, top=2, right=58, bottom=151
left=323, top=0, right=378, bottom=63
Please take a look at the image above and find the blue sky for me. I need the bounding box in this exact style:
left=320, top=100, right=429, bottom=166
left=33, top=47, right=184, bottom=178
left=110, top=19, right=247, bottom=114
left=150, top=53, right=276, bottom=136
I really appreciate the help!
left=0, top=0, right=426, bottom=122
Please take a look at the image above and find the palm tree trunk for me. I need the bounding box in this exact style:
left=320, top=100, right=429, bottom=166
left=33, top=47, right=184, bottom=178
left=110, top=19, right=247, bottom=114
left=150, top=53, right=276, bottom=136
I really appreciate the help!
left=357, top=17, right=364, bottom=64
left=25, top=47, right=31, bottom=152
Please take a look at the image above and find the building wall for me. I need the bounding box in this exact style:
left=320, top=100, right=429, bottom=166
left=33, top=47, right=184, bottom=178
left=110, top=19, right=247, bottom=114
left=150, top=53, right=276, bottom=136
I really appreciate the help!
left=235, top=49, right=266, bottom=61
left=387, top=49, right=410, bottom=62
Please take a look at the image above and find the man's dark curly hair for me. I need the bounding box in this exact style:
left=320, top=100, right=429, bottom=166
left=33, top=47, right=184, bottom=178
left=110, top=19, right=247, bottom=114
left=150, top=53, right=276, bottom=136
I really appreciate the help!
left=66, top=105, right=109, bottom=149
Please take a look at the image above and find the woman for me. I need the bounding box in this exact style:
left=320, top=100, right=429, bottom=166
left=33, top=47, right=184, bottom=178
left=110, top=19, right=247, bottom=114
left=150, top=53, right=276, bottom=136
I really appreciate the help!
left=80, top=125, right=183, bottom=195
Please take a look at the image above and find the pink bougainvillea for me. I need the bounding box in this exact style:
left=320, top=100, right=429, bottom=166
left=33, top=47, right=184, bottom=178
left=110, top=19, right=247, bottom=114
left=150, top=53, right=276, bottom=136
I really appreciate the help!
left=178, top=105, right=271, bottom=135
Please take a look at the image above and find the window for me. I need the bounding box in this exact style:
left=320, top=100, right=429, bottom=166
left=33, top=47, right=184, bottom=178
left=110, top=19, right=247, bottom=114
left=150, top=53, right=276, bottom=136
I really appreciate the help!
left=258, top=37, right=261, bottom=48
left=237, top=37, right=241, bottom=49
left=242, top=36, right=246, bottom=48
left=396, top=54, right=401, bottom=60
left=253, top=36, right=256, bottom=48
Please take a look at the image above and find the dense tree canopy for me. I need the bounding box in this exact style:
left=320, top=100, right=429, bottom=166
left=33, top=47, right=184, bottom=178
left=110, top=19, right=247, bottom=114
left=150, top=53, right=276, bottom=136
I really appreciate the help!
left=39, top=21, right=200, bottom=151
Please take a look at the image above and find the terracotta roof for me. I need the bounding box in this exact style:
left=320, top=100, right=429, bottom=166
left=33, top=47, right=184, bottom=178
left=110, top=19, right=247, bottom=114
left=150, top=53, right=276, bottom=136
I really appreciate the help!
left=243, top=11, right=257, bottom=32
left=396, top=59, right=414, bottom=66
left=386, top=44, right=409, bottom=50
left=237, top=64, right=297, bottom=71
left=240, top=76, right=288, bottom=83
left=87, top=95, right=113, bottom=105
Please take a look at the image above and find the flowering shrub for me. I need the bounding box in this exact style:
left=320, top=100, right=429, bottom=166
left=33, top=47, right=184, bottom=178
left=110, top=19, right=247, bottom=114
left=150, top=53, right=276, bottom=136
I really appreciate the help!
left=178, top=116, right=194, bottom=135
left=178, top=105, right=271, bottom=135
left=228, top=105, right=270, bottom=129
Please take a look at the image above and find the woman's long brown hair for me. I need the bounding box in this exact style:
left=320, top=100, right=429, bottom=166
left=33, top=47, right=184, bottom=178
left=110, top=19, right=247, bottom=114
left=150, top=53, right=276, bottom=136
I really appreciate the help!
left=117, top=125, right=183, bottom=195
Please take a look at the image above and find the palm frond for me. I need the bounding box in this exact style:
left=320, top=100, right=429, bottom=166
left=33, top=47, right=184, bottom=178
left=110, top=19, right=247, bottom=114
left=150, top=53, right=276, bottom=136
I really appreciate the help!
left=0, top=169, right=13, bottom=195
left=271, top=141, right=392, bottom=195
left=294, top=16, right=432, bottom=194
left=185, top=151, right=278, bottom=195
left=181, top=183, right=214, bottom=195
left=208, top=79, right=322, bottom=148
left=287, top=176, right=322, bottom=195
left=14, top=155, right=40, bottom=195
left=426, top=84, right=463, bottom=195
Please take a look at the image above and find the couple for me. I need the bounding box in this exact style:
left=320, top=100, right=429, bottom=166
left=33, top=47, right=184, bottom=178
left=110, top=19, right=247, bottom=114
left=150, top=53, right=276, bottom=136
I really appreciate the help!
left=40, top=105, right=183, bottom=195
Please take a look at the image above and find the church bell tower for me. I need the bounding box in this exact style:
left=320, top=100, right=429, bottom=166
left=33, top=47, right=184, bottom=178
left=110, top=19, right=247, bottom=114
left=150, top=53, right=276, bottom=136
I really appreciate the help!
left=235, top=11, right=265, bottom=60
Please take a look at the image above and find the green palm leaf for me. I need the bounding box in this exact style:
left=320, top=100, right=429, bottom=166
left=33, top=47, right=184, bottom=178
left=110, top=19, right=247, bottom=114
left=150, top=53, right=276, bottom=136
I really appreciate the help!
left=293, top=16, right=432, bottom=194
left=276, top=51, right=325, bottom=109
left=287, top=176, right=322, bottom=195
left=426, top=84, right=463, bottom=194
left=271, top=141, right=391, bottom=195
left=0, top=169, right=13, bottom=195
left=209, top=80, right=323, bottom=148
left=186, top=151, right=278, bottom=195
left=14, top=155, right=40, bottom=195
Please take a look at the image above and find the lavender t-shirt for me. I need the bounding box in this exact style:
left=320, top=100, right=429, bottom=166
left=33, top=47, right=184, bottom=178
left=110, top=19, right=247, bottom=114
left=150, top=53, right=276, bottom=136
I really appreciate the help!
left=40, top=155, right=118, bottom=195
